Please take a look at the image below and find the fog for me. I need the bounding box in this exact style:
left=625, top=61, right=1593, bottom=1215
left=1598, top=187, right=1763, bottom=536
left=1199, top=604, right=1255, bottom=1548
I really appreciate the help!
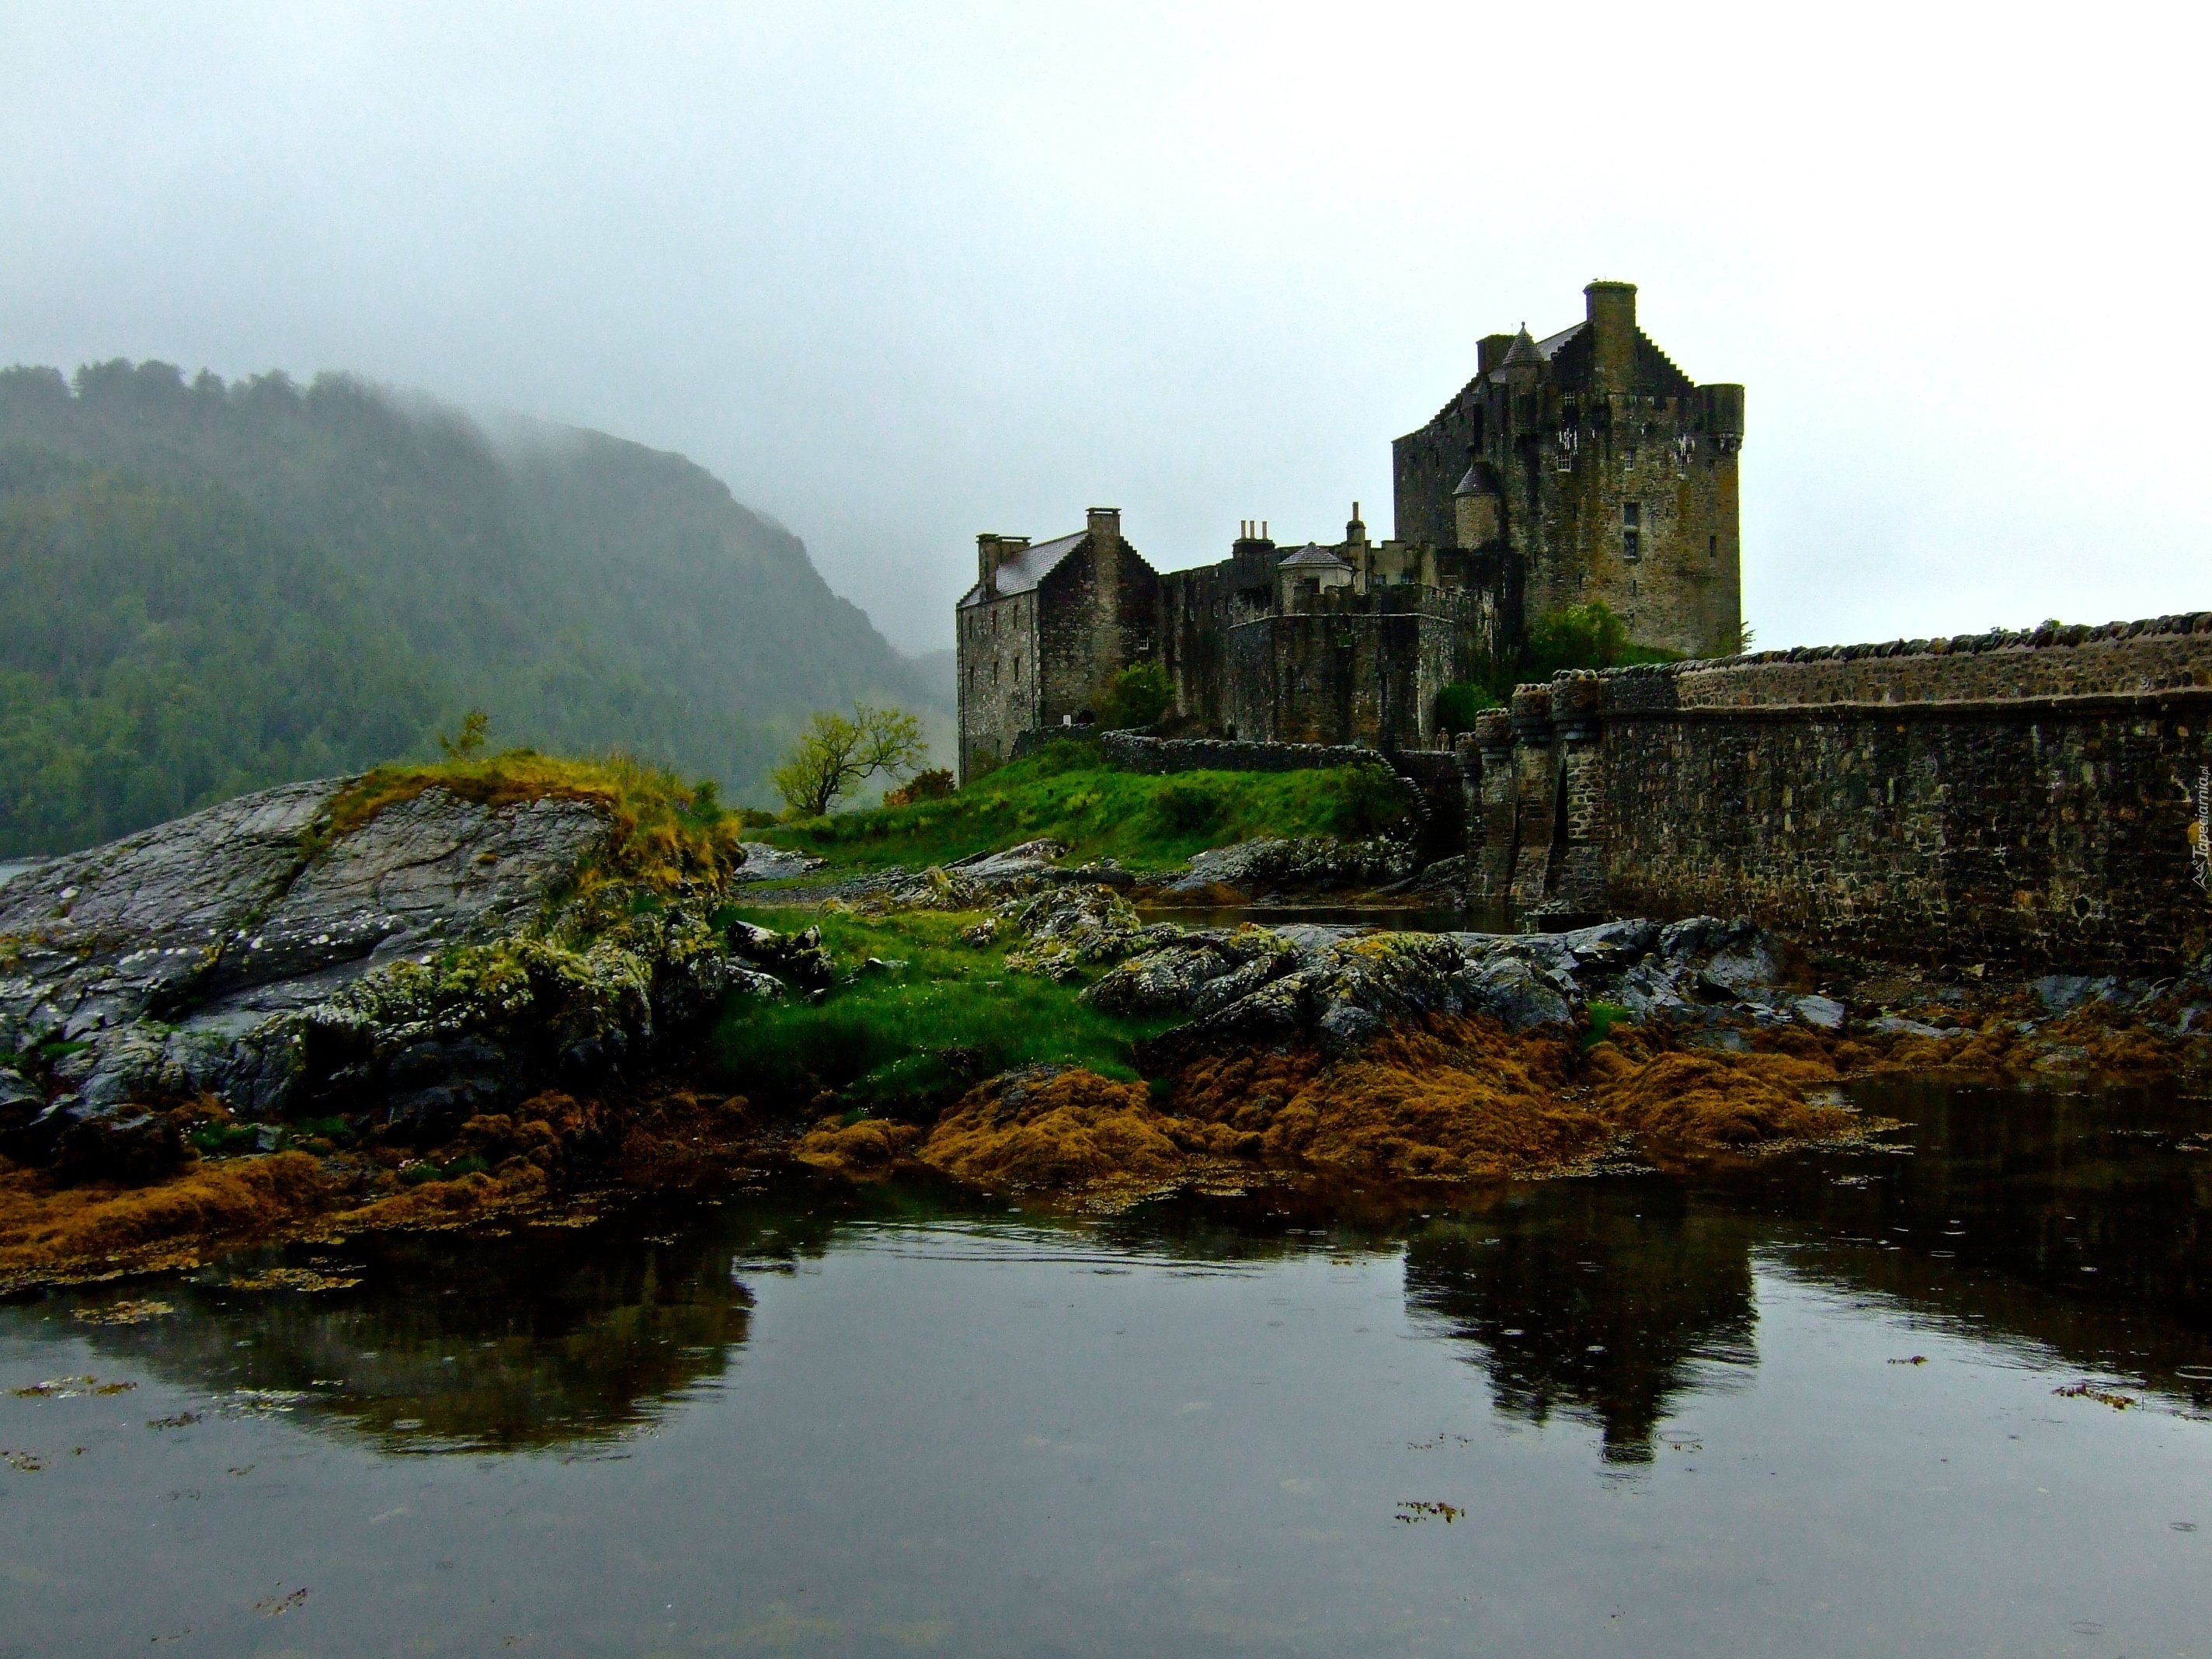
left=3, top=1, right=2205, bottom=656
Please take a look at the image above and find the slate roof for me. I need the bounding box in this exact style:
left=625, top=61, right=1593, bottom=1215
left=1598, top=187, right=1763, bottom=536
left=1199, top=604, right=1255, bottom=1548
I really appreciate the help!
left=1500, top=326, right=1545, bottom=368
left=1454, top=464, right=1500, bottom=497
left=1534, top=321, right=1585, bottom=360
left=1277, top=541, right=1352, bottom=570
left=958, top=528, right=1088, bottom=607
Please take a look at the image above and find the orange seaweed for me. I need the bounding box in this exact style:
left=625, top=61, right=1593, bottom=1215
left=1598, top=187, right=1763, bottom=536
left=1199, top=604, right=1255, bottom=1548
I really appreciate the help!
left=795, top=1117, right=923, bottom=1179
left=920, top=1069, right=1194, bottom=1192
left=1171, top=1016, right=1605, bottom=1182
left=0, top=1152, right=332, bottom=1289
left=1588, top=1048, right=1854, bottom=1149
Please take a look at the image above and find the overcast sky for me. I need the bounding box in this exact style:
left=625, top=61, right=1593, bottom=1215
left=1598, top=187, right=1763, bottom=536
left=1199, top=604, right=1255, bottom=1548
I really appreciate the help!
left=4, top=2, right=2206, bottom=656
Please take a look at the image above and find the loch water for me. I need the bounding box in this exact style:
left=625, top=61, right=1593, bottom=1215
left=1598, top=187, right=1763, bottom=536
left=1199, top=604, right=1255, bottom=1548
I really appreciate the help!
left=3, top=1076, right=2210, bottom=1657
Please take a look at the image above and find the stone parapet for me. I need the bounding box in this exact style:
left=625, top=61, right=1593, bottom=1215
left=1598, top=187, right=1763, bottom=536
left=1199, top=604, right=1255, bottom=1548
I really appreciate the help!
left=1598, top=612, right=2212, bottom=712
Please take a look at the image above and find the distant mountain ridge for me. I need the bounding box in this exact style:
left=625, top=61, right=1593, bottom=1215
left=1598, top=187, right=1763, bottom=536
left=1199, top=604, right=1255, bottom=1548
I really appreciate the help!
left=0, top=360, right=944, bottom=854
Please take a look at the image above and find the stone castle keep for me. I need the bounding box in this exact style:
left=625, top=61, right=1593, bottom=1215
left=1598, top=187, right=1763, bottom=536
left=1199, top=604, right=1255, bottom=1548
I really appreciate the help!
left=956, top=279, right=1744, bottom=779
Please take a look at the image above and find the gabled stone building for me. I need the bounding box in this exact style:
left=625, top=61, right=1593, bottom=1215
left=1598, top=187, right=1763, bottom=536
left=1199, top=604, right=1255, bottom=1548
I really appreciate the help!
left=955, top=280, right=1742, bottom=779
left=956, top=509, right=1156, bottom=780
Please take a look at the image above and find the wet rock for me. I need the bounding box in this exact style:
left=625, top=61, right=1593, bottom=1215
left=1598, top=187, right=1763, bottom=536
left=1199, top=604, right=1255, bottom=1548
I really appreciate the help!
left=1080, top=929, right=1292, bottom=1017
left=1866, top=1014, right=1961, bottom=1039
left=2034, top=974, right=2120, bottom=1014
left=653, top=948, right=788, bottom=1026
left=1153, top=836, right=1414, bottom=902
left=1702, top=935, right=1786, bottom=999
left=0, top=1065, right=39, bottom=1125
left=728, top=920, right=834, bottom=990
left=1457, top=955, right=1576, bottom=1033
left=0, top=777, right=744, bottom=1165
left=1136, top=930, right=1575, bottom=1069
left=1002, top=885, right=1156, bottom=982
left=947, top=838, right=1069, bottom=883
left=729, top=843, right=824, bottom=884
left=1791, top=994, right=1848, bottom=1031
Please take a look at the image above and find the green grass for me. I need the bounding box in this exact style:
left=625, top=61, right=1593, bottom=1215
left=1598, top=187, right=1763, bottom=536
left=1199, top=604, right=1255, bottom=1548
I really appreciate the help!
left=709, top=906, right=1181, bottom=1118
left=749, top=739, right=1406, bottom=874
left=1582, top=1000, right=1635, bottom=1051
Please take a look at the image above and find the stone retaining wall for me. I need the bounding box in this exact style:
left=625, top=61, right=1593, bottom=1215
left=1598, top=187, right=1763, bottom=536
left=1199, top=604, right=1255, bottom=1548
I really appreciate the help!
left=1473, top=614, right=2212, bottom=969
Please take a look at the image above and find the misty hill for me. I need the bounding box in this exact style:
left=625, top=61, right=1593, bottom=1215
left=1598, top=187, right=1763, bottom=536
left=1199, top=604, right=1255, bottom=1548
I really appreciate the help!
left=0, top=360, right=944, bottom=855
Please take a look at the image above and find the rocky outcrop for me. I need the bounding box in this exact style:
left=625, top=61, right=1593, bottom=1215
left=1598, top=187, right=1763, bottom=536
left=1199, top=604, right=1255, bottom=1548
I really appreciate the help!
left=830, top=840, right=1139, bottom=915
left=730, top=843, right=826, bottom=884
left=999, top=885, right=1176, bottom=983
left=1073, top=909, right=1853, bottom=1072
left=0, top=780, right=768, bottom=1172
left=1145, top=836, right=1414, bottom=904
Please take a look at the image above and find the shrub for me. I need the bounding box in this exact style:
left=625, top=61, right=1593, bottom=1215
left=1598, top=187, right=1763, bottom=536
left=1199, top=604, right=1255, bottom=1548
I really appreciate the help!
left=1521, top=601, right=1683, bottom=684
left=1435, top=680, right=1500, bottom=735
left=1094, top=663, right=1173, bottom=730
left=1154, top=778, right=1226, bottom=833
left=883, top=767, right=955, bottom=808
left=1324, top=766, right=1410, bottom=838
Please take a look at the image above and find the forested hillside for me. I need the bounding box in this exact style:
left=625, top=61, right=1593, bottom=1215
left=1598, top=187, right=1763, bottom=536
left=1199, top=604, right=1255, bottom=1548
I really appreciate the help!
left=0, top=360, right=943, bottom=855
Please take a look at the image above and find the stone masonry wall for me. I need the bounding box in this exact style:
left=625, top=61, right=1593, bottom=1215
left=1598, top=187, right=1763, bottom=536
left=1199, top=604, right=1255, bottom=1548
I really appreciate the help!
left=957, top=590, right=1040, bottom=781
left=1033, top=540, right=1159, bottom=732
left=1471, top=614, right=2212, bottom=970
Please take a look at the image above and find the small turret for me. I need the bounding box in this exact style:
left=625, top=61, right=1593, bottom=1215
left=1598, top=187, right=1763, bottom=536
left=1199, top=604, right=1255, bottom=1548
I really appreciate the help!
left=1452, top=463, right=1501, bottom=549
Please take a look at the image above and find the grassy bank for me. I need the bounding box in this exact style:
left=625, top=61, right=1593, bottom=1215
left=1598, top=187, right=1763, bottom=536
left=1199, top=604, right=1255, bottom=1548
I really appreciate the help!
left=751, top=739, right=1407, bottom=874
left=711, top=905, right=1179, bottom=1116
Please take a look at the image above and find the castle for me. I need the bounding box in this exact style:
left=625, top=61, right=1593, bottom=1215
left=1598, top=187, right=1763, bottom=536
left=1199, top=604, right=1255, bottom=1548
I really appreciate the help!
left=956, top=280, right=1744, bottom=780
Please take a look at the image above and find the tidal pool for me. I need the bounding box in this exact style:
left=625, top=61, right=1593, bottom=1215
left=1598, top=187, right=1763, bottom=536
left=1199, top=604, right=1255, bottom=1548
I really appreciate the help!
left=2, top=1077, right=2209, bottom=1657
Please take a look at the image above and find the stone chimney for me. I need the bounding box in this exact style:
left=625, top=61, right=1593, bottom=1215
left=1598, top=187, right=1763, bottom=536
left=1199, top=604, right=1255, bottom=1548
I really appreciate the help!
left=1087, top=508, right=1124, bottom=690
left=1584, top=280, right=1637, bottom=395
left=976, top=533, right=1028, bottom=598
left=1476, top=333, right=1515, bottom=374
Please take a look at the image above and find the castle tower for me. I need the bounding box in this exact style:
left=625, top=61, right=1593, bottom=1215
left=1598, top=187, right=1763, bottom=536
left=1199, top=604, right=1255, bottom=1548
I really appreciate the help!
left=1389, top=279, right=1743, bottom=660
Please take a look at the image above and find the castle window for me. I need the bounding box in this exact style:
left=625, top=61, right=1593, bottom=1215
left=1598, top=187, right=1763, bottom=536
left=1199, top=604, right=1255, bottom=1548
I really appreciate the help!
left=1622, top=502, right=1641, bottom=527
left=1709, top=534, right=1719, bottom=559
left=1622, top=530, right=1641, bottom=562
